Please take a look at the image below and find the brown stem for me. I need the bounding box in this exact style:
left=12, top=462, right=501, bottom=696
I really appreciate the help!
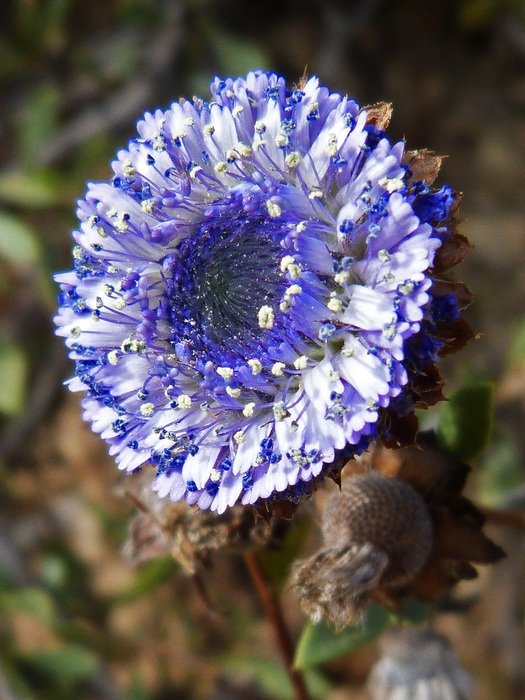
left=480, top=506, right=525, bottom=530
left=243, top=551, right=311, bottom=700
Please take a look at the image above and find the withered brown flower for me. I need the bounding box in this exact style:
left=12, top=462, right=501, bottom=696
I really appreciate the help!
left=291, top=436, right=504, bottom=628
left=120, top=470, right=275, bottom=575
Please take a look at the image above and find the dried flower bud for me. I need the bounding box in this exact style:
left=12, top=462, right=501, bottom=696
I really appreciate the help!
left=120, top=471, right=274, bottom=574
left=291, top=473, right=433, bottom=628
left=367, top=627, right=473, bottom=700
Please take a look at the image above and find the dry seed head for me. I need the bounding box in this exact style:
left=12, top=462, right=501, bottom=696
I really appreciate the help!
left=322, top=473, right=433, bottom=587
left=291, top=473, right=433, bottom=628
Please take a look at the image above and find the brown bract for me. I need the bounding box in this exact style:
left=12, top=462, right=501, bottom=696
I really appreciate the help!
left=367, top=440, right=505, bottom=605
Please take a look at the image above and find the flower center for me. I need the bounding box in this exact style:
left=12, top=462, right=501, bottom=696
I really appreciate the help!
left=165, top=191, right=287, bottom=364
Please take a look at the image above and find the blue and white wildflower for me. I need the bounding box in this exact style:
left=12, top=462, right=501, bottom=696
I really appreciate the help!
left=55, top=72, right=457, bottom=512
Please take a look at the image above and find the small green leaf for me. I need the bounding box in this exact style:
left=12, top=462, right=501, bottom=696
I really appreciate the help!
left=113, top=556, right=178, bottom=604
left=222, top=656, right=333, bottom=700
left=389, top=598, right=431, bottom=626
left=0, top=212, right=39, bottom=265
left=294, top=603, right=389, bottom=670
left=0, top=170, right=63, bottom=208
left=214, top=31, right=268, bottom=76
left=0, top=341, right=27, bottom=416
left=438, top=381, right=494, bottom=461
left=19, top=646, right=98, bottom=682
left=0, top=588, right=57, bottom=626
left=259, top=516, right=311, bottom=588
left=18, top=83, right=60, bottom=168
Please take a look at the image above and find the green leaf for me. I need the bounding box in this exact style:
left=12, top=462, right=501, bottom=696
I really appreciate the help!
left=222, top=656, right=333, bottom=700
left=18, top=83, right=60, bottom=167
left=0, top=340, right=27, bottom=416
left=294, top=603, right=389, bottom=670
left=0, top=212, right=39, bottom=265
left=0, top=588, right=57, bottom=626
left=19, top=646, right=98, bottom=683
left=0, top=170, right=63, bottom=208
left=388, top=598, right=431, bottom=626
left=259, top=516, right=311, bottom=588
left=215, top=31, right=268, bottom=76
left=113, top=556, right=178, bottom=604
left=438, top=381, right=494, bottom=461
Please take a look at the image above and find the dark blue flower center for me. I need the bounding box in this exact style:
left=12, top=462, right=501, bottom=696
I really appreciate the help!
left=164, top=190, right=289, bottom=364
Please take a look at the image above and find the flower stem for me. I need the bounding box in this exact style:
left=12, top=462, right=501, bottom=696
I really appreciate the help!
left=243, top=551, right=311, bottom=700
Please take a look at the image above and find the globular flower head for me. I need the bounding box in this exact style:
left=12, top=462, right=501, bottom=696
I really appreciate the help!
left=55, top=71, right=466, bottom=513
left=368, top=627, right=473, bottom=700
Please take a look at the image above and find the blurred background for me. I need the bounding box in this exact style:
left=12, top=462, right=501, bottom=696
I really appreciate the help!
left=1, top=0, right=525, bottom=698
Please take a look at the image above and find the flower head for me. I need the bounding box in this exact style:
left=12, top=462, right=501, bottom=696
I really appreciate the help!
left=55, top=71, right=465, bottom=513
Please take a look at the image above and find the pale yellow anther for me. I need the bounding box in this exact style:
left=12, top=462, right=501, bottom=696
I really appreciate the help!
left=285, top=151, right=302, bottom=168
left=379, top=176, right=404, bottom=193
left=280, top=255, right=296, bottom=273
left=114, top=214, right=129, bottom=233
left=247, top=359, right=263, bottom=375
left=232, top=105, right=244, bottom=117
left=140, top=402, right=155, bottom=417
left=296, top=221, right=307, bottom=233
left=287, top=263, right=302, bottom=279
left=209, top=468, right=221, bottom=482
left=253, top=139, right=266, bottom=151
left=334, top=270, right=350, bottom=285
left=398, top=281, right=415, bottom=295
left=217, top=367, right=234, bottom=380
left=293, top=355, right=309, bottom=370
left=120, top=337, right=146, bottom=354
left=286, top=284, right=302, bottom=296
left=308, top=190, right=323, bottom=200
left=271, top=362, right=286, bottom=377
left=273, top=401, right=288, bottom=421
left=327, top=297, right=343, bottom=313
left=173, top=129, right=187, bottom=141
left=141, top=199, right=156, bottom=214
left=254, top=120, right=266, bottom=133
left=177, top=394, right=192, bottom=409
left=258, top=305, right=275, bottom=329
left=275, top=133, right=288, bottom=148
left=342, top=346, right=355, bottom=357
left=243, top=402, right=256, bottom=417
left=326, top=133, right=338, bottom=157
left=214, top=161, right=227, bottom=174
left=266, top=200, right=282, bottom=218
left=226, top=386, right=241, bottom=398
left=114, top=298, right=126, bottom=310
left=203, top=124, right=215, bottom=136
left=184, top=117, right=196, bottom=126
left=237, top=142, right=252, bottom=158
left=123, top=160, right=136, bottom=177
left=107, top=350, right=119, bottom=366
left=234, top=430, right=245, bottom=444
left=329, top=370, right=340, bottom=382
left=279, top=299, right=291, bottom=313
left=152, top=135, right=165, bottom=152
left=189, top=164, right=202, bottom=179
